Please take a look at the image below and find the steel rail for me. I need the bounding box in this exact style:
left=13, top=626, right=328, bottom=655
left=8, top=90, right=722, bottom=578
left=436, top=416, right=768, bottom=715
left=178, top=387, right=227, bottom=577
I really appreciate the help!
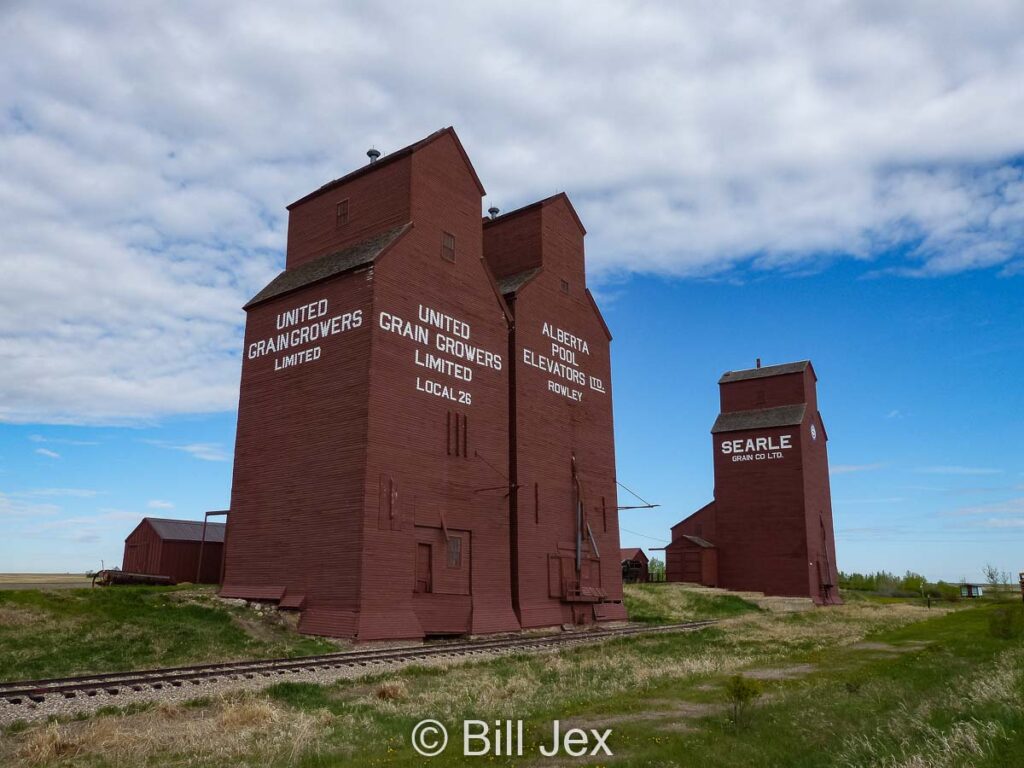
left=0, top=620, right=715, bottom=705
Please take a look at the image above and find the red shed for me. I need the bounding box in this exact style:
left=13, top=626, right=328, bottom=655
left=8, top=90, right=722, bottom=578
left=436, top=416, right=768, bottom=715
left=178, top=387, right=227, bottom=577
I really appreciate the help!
left=484, top=194, right=628, bottom=627
left=667, top=361, right=841, bottom=604
left=122, top=518, right=225, bottom=584
left=620, top=548, right=649, bottom=583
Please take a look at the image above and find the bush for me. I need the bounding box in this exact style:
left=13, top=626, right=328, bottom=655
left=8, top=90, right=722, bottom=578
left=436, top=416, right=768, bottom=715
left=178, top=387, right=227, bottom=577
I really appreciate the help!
left=724, top=675, right=762, bottom=727
left=648, top=558, right=666, bottom=582
left=988, top=606, right=1024, bottom=640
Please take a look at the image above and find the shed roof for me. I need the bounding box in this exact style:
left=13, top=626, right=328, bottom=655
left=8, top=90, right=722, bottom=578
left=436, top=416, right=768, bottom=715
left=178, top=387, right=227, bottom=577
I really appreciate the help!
left=245, top=223, right=411, bottom=308
left=711, top=403, right=806, bottom=434
left=719, top=360, right=811, bottom=384
left=620, top=547, right=647, bottom=563
left=496, top=267, right=541, bottom=295
left=146, top=518, right=226, bottom=543
left=679, top=534, right=715, bottom=548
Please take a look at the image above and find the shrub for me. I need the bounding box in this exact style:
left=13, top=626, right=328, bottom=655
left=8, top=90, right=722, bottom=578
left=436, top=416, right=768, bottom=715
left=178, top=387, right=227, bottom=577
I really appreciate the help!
left=988, top=606, right=1024, bottom=640
left=724, top=675, right=762, bottom=727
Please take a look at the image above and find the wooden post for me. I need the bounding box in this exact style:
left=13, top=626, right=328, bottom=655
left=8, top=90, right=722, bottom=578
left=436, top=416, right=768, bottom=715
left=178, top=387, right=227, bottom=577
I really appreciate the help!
left=196, top=513, right=209, bottom=584
left=1019, top=572, right=1023, bottom=604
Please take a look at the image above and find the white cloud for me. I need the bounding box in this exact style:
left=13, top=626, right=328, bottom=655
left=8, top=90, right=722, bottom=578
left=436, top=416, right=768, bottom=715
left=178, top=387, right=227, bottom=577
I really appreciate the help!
left=17, top=488, right=100, bottom=498
left=975, top=518, right=1024, bottom=529
left=145, top=440, right=229, bottom=462
left=147, top=499, right=175, bottom=509
left=29, top=435, right=100, bottom=446
left=830, top=463, right=884, bottom=475
left=35, top=448, right=60, bottom=459
left=950, top=498, right=1024, bottom=517
left=0, top=491, right=60, bottom=517
left=917, top=466, right=1004, bottom=476
left=2, top=2, right=1024, bottom=425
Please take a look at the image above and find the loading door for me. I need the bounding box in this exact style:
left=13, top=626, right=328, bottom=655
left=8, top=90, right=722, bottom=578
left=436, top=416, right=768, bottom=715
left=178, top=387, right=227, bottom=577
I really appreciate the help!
left=415, top=542, right=432, bottom=594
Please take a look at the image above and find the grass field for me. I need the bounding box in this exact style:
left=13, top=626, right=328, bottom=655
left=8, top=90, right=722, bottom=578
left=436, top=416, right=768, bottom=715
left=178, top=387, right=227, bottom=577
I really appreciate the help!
left=3, top=584, right=1024, bottom=767
left=0, top=585, right=339, bottom=681
left=0, top=575, right=93, bottom=591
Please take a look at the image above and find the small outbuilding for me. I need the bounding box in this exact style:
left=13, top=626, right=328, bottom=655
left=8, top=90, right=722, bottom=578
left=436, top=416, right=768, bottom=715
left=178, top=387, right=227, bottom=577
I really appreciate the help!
left=122, top=518, right=225, bottom=584
left=959, top=583, right=984, bottom=599
left=665, top=529, right=718, bottom=586
left=620, top=548, right=650, bottom=583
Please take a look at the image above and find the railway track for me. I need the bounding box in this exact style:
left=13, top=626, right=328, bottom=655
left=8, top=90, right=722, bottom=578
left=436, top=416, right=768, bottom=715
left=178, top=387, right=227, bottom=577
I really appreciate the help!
left=0, top=620, right=715, bottom=707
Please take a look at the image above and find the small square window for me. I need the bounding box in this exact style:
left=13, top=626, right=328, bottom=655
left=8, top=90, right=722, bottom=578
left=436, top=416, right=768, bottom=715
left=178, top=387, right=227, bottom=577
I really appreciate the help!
left=441, top=231, right=456, bottom=263
left=447, top=536, right=462, bottom=568
left=560, top=279, right=570, bottom=294
left=336, top=199, right=349, bottom=227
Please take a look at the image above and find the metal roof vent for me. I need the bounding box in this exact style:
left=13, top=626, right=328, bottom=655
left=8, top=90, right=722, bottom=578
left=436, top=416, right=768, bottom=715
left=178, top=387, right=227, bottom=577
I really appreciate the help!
left=756, top=358, right=762, bottom=369
left=367, top=148, right=381, bottom=164
left=488, top=206, right=500, bottom=220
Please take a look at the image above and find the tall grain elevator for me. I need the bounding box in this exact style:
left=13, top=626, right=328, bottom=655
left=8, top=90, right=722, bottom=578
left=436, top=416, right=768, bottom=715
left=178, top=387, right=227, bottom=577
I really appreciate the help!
left=221, top=128, right=627, bottom=639
left=666, top=360, right=841, bottom=604
left=484, top=194, right=628, bottom=627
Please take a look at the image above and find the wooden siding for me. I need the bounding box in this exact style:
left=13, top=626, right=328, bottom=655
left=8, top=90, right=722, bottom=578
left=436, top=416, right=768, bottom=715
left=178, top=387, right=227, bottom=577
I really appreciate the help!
left=223, top=129, right=626, bottom=640
left=485, top=195, right=627, bottom=628
left=122, top=519, right=223, bottom=584
left=667, top=363, right=840, bottom=604
left=286, top=156, right=412, bottom=271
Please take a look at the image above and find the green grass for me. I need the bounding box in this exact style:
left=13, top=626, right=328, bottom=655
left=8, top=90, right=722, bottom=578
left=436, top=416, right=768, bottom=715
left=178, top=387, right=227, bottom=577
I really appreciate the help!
left=622, top=582, right=761, bottom=623
left=6, top=591, right=1024, bottom=767
left=0, top=585, right=337, bottom=681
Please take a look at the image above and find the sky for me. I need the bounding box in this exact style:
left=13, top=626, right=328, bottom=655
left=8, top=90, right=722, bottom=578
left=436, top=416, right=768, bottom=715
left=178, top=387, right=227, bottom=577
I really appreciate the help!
left=1, top=1, right=1022, bottom=581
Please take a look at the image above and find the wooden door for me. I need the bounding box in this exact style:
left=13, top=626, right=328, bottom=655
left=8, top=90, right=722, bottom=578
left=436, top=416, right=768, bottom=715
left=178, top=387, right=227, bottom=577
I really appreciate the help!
left=415, top=543, right=432, bottom=594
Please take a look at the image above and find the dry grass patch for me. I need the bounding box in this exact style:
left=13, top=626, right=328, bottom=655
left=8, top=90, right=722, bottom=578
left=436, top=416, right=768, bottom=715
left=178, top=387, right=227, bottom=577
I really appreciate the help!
left=375, top=680, right=408, bottom=701
left=0, top=605, right=50, bottom=628
left=6, top=693, right=335, bottom=768
left=721, top=601, right=946, bottom=655
left=741, top=663, right=816, bottom=680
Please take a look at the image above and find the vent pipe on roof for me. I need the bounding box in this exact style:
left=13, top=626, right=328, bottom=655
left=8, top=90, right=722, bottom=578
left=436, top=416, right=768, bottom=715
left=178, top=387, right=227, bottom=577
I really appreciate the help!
left=488, top=206, right=500, bottom=220
left=756, top=358, right=762, bottom=368
left=367, top=148, right=381, bottom=164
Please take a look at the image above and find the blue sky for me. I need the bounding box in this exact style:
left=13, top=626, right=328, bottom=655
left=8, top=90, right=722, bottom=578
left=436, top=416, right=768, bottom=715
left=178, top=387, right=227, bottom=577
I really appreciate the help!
left=3, top=262, right=1020, bottom=580
left=1, top=2, right=1023, bottom=580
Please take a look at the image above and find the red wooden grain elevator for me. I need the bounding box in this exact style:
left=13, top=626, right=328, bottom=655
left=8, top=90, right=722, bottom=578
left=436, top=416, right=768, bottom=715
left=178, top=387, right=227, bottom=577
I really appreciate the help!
left=484, top=195, right=627, bottom=627
left=221, top=128, right=626, bottom=639
left=666, top=361, right=841, bottom=604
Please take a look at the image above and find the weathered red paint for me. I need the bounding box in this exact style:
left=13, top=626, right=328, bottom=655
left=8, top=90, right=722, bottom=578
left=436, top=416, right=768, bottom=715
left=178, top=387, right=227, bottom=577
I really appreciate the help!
left=221, top=128, right=625, bottom=639
left=121, top=518, right=224, bottom=584
left=620, top=548, right=649, bottom=583
left=667, top=361, right=841, bottom=604
left=484, top=195, right=626, bottom=626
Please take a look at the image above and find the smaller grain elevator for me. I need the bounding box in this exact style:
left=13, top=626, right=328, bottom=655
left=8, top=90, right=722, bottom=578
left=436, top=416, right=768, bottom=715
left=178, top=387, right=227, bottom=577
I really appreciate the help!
left=484, top=195, right=628, bottom=627
left=667, top=361, right=841, bottom=604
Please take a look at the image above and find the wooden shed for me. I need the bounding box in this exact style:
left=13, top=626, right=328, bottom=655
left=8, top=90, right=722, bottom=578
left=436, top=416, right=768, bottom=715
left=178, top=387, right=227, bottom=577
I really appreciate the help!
left=665, top=532, right=718, bottom=586
left=122, top=518, right=225, bottom=584
left=620, top=548, right=649, bottom=583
